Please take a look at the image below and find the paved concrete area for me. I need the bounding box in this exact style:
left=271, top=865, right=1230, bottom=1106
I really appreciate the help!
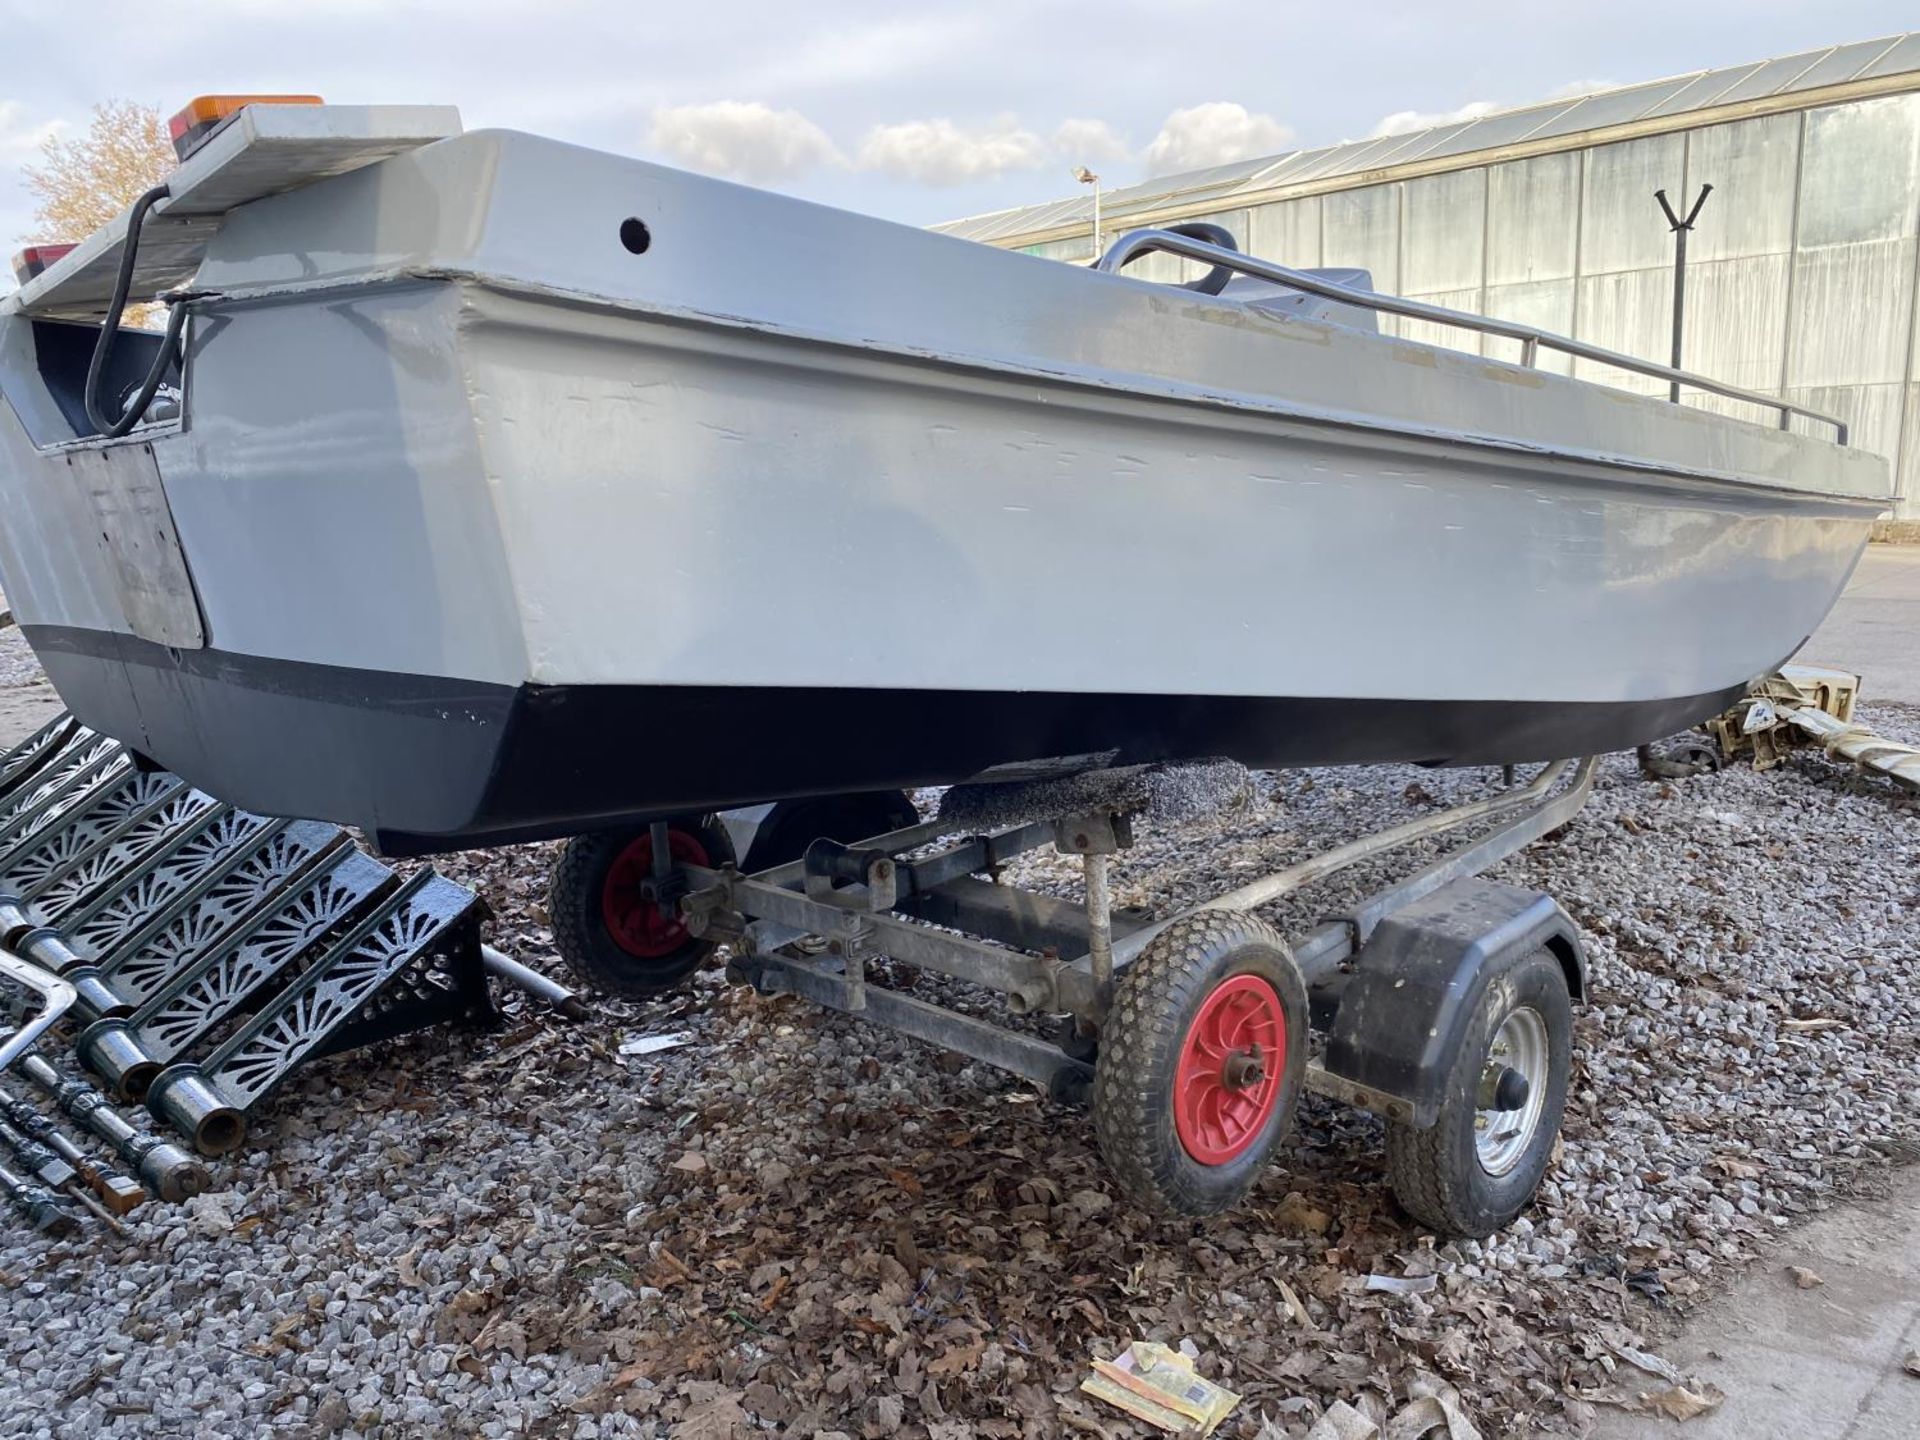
left=1599, top=542, right=1919, bottom=1439
left=1800, top=544, right=1920, bottom=705
left=1592, top=1171, right=1920, bottom=1439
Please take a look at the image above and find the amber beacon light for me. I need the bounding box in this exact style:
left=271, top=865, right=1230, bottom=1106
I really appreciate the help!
left=168, top=94, right=325, bottom=159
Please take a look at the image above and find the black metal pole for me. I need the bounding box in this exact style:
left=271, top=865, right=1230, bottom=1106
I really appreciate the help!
left=1655, top=185, right=1713, bottom=404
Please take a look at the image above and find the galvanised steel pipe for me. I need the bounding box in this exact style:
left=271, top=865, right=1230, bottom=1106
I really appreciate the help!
left=1107, top=760, right=1579, bottom=972
left=0, top=945, right=76, bottom=1074
left=480, top=944, right=591, bottom=1021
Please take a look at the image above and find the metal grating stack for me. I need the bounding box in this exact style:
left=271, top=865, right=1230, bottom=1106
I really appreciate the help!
left=0, top=712, right=500, bottom=1232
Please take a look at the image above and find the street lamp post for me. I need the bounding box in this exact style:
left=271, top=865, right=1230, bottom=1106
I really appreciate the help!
left=1074, top=166, right=1102, bottom=260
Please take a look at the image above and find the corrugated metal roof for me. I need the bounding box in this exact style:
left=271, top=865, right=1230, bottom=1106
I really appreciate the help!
left=934, top=33, right=1919, bottom=244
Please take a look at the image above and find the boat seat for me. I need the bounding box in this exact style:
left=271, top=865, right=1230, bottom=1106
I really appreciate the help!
left=1221, top=268, right=1380, bottom=333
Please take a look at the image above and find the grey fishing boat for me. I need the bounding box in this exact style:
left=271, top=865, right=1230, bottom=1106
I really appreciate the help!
left=0, top=101, right=1890, bottom=852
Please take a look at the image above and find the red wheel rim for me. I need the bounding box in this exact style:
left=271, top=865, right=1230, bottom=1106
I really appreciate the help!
left=601, top=828, right=711, bottom=959
left=1173, top=973, right=1287, bottom=1165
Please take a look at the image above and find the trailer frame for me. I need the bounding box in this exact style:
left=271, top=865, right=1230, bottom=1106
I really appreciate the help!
left=679, top=757, right=1595, bottom=1117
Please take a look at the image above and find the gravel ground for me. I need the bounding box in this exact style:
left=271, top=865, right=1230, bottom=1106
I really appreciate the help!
left=1, top=703, right=1915, bottom=1439
left=0, top=598, right=69, bottom=742
left=0, top=623, right=43, bottom=689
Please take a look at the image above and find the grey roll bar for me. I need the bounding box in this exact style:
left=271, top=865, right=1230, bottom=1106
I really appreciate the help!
left=1096, top=227, right=1848, bottom=444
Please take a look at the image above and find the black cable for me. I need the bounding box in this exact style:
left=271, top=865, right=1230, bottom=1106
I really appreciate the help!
left=1164, top=222, right=1241, bottom=296
left=82, top=183, right=188, bottom=439
left=1112, top=220, right=1242, bottom=296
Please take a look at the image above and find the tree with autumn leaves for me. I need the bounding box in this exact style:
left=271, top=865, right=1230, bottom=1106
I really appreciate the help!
left=20, top=99, right=173, bottom=243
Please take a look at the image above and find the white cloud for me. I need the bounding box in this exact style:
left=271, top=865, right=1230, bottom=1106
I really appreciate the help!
left=1142, top=103, right=1292, bottom=177
left=1052, top=117, right=1130, bottom=166
left=1370, top=100, right=1500, bottom=138
left=856, top=118, right=1044, bottom=186
left=0, top=101, right=64, bottom=162
left=647, top=100, right=843, bottom=183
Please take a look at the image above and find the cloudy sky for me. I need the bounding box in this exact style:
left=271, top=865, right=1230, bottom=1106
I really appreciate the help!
left=1, top=0, right=1914, bottom=267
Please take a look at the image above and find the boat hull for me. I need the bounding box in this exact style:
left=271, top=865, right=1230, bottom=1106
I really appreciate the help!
left=0, top=130, right=1889, bottom=852
left=22, top=623, right=1752, bottom=853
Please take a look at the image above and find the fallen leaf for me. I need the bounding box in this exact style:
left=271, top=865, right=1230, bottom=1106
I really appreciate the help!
left=673, top=1392, right=749, bottom=1439
left=1017, top=1176, right=1062, bottom=1206
left=185, top=1193, right=235, bottom=1236
left=928, top=1340, right=986, bottom=1376
left=1647, top=1384, right=1723, bottom=1421
left=1306, top=1399, right=1380, bottom=1440
left=1384, top=1388, right=1482, bottom=1440
left=474, top=1314, right=527, bottom=1361
left=1275, top=1192, right=1331, bottom=1236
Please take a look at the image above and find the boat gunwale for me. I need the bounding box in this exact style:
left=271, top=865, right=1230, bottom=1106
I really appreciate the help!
left=176, top=264, right=1893, bottom=513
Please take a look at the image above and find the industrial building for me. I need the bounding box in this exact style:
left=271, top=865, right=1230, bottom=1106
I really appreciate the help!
left=936, top=34, right=1920, bottom=525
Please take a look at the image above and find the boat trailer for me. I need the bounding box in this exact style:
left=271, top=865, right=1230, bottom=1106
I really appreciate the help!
left=549, top=756, right=1597, bottom=1237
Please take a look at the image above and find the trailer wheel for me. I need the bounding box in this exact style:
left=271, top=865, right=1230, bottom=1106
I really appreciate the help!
left=740, top=790, right=919, bottom=873
left=1385, top=948, right=1571, bottom=1238
left=1093, top=912, right=1307, bottom=1218
left=548, top=817, right=735, bottom=998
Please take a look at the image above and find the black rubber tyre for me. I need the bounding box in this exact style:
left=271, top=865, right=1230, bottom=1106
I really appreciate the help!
left=1056, top=1016, right=1100, bottom=1064
left=1668, top=737, right=1724, bottom=773
left=1385, top=948, right=1572, bottom=1238
left=739, top=790, right=919, bottom=873
left=1092, top=912, right=1308, bottom=1219
left=548, top=815, right=735, bottom=999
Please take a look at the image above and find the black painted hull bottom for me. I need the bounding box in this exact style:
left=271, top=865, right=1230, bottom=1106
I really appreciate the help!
left=25, top=625, right=1745, bottom=857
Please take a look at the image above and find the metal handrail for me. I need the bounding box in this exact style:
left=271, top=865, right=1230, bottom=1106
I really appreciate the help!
left=1096, top=228, right=1849, bottom=444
